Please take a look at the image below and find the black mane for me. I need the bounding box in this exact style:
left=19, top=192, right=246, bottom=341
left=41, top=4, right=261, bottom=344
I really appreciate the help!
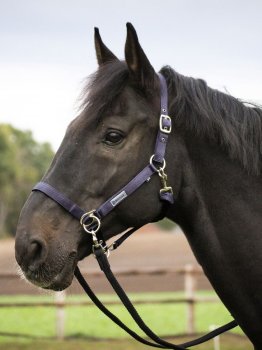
left=161, top=66, right=262, bottom=175
left=82, top=61, right=262, bottom=174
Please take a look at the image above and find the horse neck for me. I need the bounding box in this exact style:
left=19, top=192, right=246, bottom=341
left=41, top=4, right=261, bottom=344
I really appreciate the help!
left=167, top=133, right=262, bottom=346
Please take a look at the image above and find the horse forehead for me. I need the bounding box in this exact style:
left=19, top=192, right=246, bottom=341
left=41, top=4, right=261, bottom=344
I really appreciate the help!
left=69, top=86, right=151, bottom=138
left=110, top=87, right=153, bottom=118
left=92, top=87, right=151, bottom=122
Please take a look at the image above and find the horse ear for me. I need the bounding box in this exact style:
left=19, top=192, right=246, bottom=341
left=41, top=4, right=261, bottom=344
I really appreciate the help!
left=94, top=27, right=118, bottom=66
left=125, top=23, right=156, bottom=87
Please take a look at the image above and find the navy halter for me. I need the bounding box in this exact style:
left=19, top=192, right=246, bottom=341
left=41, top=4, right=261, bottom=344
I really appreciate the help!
left=33, top=73, right=174, bottom=249
left=32, top=73, right=237, bottom=349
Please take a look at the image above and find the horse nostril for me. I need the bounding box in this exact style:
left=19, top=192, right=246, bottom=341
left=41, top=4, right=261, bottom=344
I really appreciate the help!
left=27, top=238, right=48, bottom=271
left=29, top=241, right=42, bottom=258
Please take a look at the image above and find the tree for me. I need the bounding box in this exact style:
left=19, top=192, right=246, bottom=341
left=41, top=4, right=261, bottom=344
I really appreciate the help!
left=0, top=124, right=54, bottom=237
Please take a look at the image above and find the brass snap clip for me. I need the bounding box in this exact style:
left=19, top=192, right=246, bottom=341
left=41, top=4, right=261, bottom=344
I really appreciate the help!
left=149, top=155, right=173, bottom=195
left=158, top=167, right=173, bottom=195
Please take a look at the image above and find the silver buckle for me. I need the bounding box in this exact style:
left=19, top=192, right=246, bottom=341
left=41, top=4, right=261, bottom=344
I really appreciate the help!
left=159, top=115, right=172, bottom=134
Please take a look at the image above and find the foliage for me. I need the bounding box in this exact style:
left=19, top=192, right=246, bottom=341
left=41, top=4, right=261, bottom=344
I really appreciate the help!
left=0, top=124, right=54, bottom=237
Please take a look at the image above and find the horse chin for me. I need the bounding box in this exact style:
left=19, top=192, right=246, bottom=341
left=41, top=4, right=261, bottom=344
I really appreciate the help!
left=43, top=261, right=77, bottom=291
left=43, top=272, right=74, bottom=291
left=23, top=253, right=78, bottom=292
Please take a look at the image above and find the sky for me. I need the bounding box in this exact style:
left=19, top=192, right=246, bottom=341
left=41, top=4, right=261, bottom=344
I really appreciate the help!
left=1, top=0, right=261, bottom=150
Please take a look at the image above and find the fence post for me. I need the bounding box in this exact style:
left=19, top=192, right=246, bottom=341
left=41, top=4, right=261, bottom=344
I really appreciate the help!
left=55, top=290, right=66, bottom=340
left=209, top=325, right=220, bottom=350
left=184, top=264, right=196, bottom=334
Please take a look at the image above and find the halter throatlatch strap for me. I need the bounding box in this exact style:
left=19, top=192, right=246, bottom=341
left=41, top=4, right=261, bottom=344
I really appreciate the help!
left=32, top=72, right=238, bottom=349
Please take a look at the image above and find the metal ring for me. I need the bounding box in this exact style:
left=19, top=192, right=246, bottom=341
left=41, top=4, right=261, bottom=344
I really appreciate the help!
left=80, top=210, right=101, bottom=234
left=80, top=210, right=94, bottom=226
left=149, top=155, right=166, bottom=172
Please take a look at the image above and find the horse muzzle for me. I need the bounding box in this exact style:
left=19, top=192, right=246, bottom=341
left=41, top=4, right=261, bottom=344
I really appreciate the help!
left=15, top=230, right=78, bottom=291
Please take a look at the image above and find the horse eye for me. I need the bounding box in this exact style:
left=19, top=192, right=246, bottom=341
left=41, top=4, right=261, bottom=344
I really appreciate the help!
left=104, top=131, right=124, bottom=146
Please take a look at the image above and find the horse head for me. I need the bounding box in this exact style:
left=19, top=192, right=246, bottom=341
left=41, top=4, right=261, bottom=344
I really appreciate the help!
left=15, top=24, right=180, bottom=291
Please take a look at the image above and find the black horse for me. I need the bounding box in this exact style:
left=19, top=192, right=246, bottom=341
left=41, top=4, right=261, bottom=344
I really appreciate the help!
left=15, top=23, right=262, bottom=349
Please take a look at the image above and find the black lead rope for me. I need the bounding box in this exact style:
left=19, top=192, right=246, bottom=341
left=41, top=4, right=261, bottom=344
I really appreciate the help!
left=74, top=266, right=168, bottom=349
left=74, top=246, right=238, bottom=349
left=75, top=265, right=185, bottom=350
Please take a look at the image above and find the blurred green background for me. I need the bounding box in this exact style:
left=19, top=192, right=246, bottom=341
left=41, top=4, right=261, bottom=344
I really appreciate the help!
left=0, top=123, right=54, bottom=238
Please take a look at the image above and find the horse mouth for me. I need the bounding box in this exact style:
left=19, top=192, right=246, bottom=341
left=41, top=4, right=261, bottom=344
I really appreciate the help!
left=24, top=252, right=78, bottom=291
left=43, top=262, right=76, bottom=291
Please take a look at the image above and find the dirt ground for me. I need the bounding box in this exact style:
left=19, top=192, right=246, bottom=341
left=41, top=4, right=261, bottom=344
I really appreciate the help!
left=0, top=224, right=212, bottom=294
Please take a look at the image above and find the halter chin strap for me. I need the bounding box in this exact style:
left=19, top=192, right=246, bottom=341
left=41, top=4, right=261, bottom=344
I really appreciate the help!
left=33, top=73, right=174, bottom=249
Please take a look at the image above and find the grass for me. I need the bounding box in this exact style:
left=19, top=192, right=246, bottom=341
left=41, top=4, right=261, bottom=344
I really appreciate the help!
left=0, top=292, right=251, bottom=349
left=0, top=336, right=253, bottom=350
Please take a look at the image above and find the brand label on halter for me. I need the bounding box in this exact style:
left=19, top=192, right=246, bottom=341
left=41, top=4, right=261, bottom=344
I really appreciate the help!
left=110, top=191, right=127, bottom=207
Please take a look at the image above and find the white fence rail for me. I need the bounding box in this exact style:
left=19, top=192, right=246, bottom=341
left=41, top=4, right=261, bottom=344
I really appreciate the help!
left=0, top=264, right=219, bottom=339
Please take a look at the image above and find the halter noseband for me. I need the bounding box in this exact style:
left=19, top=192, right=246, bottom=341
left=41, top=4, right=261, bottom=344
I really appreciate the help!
left=33, top=73, right=174, bottom=251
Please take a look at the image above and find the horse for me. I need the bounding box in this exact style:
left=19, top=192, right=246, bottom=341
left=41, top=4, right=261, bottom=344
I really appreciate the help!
left=15, top=23, right=262, bottom=349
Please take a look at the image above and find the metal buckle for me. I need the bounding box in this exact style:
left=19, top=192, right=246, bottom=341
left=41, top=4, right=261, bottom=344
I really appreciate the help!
left=159, top=115, right=172, bottom=134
